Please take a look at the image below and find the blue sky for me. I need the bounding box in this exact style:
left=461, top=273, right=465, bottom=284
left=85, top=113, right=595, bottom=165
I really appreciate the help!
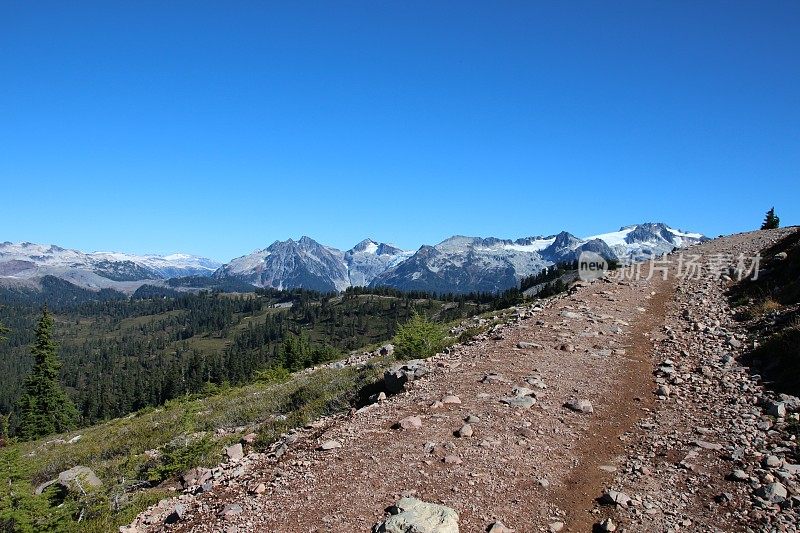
left=1, top=1, right=798, bottom=261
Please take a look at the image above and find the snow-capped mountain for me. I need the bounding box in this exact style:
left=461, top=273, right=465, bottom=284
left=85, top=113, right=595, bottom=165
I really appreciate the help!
left=213, top=237, right=412, bottom=292
left=2, top=223, right=706, bottom=297
left=213, top=237, right=352, bottom=293
left=586, top=223, right=706, bottom=262
left=213, top=223, right=705, bottom=295
left=369, top=232, right=615, bottom=293
left=371, top=223, right=705, bottom=293
left=0, top=242, right=221, bottom=293
left=344, top=239, right=413, bottom=287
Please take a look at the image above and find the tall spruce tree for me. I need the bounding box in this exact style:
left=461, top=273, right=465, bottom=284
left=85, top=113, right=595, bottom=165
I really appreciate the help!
left=761, top=207, right=780, bottom=230
left=0, top=323, right=7, bottom=443
left=15, top=306, right=79, bottom=440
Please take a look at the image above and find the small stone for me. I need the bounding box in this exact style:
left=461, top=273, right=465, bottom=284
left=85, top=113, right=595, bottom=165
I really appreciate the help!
left=443, top=455, right=462, bottom=465
left=218, top=503, right=243, bottom=518
left=599, top=517, right=616, bottom=531
left=548, top=521, right=565, bottom=532
left=481, top=373, right=506, bottom=384
left=730, top=469, right=748, bottom=481
left=756, top=482, right=788, bottom=503
left=455, top=424, right=473, bottom=438
left=224, top=443, right=243, bottom=461
left=379, top=344, right=395, bottom=356
left=599, top=490, right=632, bottom=507
left=501, top=396, right=536, bottom=409
left=374, top=498, right=458, bottom=533
left=442, top=395, right=461, bottom=405
left=766, top=401, right=787, bottom=417
left=164, top=504, right=186, bottom=524
left=488, top=521, right=514, bottom=533
left=464, top=414, right=480, bottom=424
left=517, top=341, right=543, bottom=350
left=762, top=455, right=783, bottom=469
left=691, top=440, right=722, bottom=450
left=394, top=415, right=423, bottom=430
left=319, top=440, right=342, bottom=451
left=564, top=398, right=593, bottom=414
left=714, top=492, right=733, bottom=504
left=35, top=465, right=103, bottom=496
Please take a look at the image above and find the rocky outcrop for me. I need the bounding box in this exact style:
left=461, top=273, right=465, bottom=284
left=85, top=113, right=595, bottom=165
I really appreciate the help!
left=383, top=360, right=430, bottom=394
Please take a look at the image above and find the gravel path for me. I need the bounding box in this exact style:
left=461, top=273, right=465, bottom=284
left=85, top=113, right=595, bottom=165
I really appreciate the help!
left=127, top=228, right=799, bottom=533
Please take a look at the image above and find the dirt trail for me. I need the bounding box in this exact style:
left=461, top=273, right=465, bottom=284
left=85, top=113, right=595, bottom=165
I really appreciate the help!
left=553, top=277, right=673, bottom=530
left=132, top=270, right=674, bottom=532
left=129, top=229, right=800, bottom=533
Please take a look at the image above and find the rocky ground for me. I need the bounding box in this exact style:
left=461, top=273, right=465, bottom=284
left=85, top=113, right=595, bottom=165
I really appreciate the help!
left=126, top=228, right=799, bottom=533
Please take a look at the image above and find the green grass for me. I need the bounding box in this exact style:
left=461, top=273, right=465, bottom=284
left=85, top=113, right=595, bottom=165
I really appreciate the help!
left=0, top=295, right=513, bottom=531
left=0, top=359, right=388, bottom=532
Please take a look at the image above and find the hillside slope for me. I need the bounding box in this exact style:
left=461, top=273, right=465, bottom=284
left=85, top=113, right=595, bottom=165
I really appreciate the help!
left=127, top=228, right=798, bottom=532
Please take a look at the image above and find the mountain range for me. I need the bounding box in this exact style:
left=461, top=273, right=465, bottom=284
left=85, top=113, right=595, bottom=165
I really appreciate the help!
left=0, top=223, right=705, bottom=295
left=0, top=242, right=221, bottom=293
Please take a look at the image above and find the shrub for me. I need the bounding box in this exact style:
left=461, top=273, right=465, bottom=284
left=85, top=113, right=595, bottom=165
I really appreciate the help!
left=254, top=365, right=291, bottom=385
left=145, top=435, right=216, bottom=484
left=392, top=311, right=448, bottom=360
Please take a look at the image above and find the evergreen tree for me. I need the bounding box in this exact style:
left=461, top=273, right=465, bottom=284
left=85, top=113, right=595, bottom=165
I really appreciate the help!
left=0, top=320, right=8, bottom=342
left=15, top=307, right=79, bottom=440
left=761, top=207, right=780, bottom=230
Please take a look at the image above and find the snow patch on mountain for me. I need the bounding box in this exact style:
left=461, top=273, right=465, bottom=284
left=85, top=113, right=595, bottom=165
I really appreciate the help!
left=587, top=222, right=707, bottom=262
left=0, top=242, right=221, bottom=292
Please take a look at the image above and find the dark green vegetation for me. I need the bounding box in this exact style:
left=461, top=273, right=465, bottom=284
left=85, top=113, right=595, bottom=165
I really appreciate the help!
left=519, top=262, right=578, bottom=297
left=0, top=272, right=564, bottom=531
left=731, top=228, right=800, bottom=396
left=0, top=286, right=501, bottom=431
left=761, top=207, right=781, bottom=230
left=392, top=311, right=448, bottom=360
left=14, top=308, right=79, bottom=440
left=0, top=361, right=388, bottom=532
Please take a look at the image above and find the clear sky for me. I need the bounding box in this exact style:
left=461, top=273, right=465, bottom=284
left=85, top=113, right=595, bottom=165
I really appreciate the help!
left=1, top=1, right=798, bottom=261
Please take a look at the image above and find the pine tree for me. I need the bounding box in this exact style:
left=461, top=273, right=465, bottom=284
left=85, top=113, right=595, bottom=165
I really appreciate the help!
left=0, top=320, right=8, bottom=342
left=15, top=307, right=79, bottom=440
left=761, top=207, right=780, bottom=230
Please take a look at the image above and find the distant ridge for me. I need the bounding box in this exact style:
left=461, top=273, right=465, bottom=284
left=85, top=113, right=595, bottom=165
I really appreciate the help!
left=0, top=223, right=706, bottom=295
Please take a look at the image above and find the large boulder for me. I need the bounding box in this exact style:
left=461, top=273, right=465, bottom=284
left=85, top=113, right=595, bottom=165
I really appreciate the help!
left=35, top=465, right=102, bottom=495
left=384, top=360, right=430, bottom=394
left=374, top=497, right=459, bottom=533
